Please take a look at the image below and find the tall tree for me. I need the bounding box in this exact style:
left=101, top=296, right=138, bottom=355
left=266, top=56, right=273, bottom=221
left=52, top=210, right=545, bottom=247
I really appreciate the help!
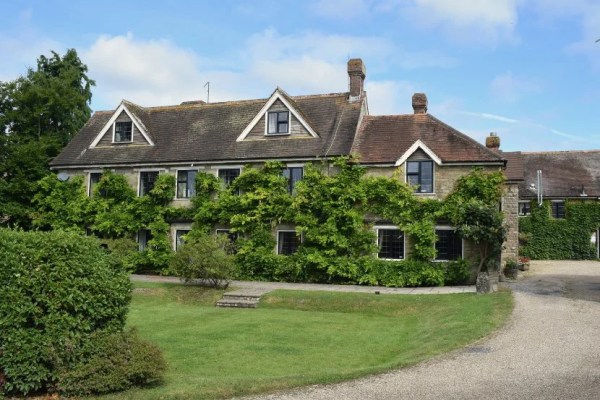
left=0, top=49, right=95, bottom=228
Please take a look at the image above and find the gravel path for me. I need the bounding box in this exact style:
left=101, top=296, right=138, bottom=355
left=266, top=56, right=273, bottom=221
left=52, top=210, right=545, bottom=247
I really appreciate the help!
left=242, top=260, right=600, bottom=400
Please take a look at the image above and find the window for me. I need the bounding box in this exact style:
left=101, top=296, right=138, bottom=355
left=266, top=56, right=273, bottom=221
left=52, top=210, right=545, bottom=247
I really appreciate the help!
left=175, top=229, right=191, bottom=251
left=435, top=229, right=462, bottom=261
left=377, top=228, right=404, bottom=260
left=138, top=229, right=152, bottom=251
left=114, top=121, right=133, bottom=142
left=177, top=170, right=196, bottom=199
left=139, top=171, right=159, bottom=196
left=218, top=168, right=241, bottom=193
left=406, top=160, right=433, bottom=193
left=89, top=172, right=102, bottom=196
left=267, top=111, right=289, bottom=134
left=277, top=230, right=300, bottom=255
left=551, top=201, right=565, bottom=218
left=283, top=167, right=303, bottom=194
left=217, top=229, right=239, bottom=253
left=518, top=201, right=531, bottom=217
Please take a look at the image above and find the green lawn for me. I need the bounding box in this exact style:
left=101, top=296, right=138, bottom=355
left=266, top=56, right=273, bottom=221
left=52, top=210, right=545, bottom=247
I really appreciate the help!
left=101, top=282, right=513, bottom=399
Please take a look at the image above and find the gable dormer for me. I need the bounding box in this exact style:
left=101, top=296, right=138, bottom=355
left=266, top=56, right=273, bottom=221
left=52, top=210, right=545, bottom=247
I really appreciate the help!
left=396, top=140, right=441, bottom=194
left=89, top=101, right=154, bottom=148
left=237, top=88, right=318, bottom=142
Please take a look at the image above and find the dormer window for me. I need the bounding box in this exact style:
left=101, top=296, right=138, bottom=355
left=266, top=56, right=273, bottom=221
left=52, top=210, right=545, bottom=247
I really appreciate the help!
left=407, top=160, right=433, bottom=193
left=114, top=121, right=133, bottom=143
left=267, top=111, right=289, bottom=135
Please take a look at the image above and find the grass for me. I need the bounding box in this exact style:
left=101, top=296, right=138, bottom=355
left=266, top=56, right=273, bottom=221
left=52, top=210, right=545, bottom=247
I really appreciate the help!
left=100, top=282, right=513, bottom=399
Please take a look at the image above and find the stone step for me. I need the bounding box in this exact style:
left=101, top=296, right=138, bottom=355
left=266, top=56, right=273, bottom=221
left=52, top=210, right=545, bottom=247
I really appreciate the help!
left=216, top=298, right=259, bottom=308
left=221, top=293, right=262, bottom=302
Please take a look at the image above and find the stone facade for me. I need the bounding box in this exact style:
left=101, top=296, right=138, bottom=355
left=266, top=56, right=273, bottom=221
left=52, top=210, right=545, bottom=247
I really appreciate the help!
left=501, top=182, right=519, bottom=265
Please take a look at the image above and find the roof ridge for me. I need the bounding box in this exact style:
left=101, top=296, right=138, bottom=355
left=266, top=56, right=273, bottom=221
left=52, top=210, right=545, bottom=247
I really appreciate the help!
left=426, top=114, right=504, bottom=161
left=522, top=149, right=600, bottom=154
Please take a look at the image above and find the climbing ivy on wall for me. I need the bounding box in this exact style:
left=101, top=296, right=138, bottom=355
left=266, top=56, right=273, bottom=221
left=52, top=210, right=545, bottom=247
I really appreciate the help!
left=32, top=159, right=506, bottom=283
left=519, top=200, right=600, bottom=260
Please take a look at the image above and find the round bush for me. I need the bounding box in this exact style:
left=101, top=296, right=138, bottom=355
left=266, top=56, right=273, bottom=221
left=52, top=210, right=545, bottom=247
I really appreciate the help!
left=0, top=228, right=132, bottom=395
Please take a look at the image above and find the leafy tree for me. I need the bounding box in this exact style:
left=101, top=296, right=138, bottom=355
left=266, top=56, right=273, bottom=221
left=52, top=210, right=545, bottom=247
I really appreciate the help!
left=0, top=49, right=95, bottom=228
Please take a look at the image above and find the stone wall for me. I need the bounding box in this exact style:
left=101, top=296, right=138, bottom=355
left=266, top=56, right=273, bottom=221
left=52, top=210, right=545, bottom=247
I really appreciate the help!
left=501, top=182, right=519, bottom=266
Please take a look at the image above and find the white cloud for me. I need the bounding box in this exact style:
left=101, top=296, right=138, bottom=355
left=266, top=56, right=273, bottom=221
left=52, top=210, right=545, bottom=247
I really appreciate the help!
left=82, top=30, right=416, bottom=114
left=366, top=80, right=415, bottom=115
left=459, top=111, right=518, bottom=123
left=490, top=71, right=540, bottom=102
left=395, top=0, right=520, bottom=44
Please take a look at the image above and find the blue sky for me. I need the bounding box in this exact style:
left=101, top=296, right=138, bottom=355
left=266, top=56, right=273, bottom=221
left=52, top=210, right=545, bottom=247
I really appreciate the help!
left=2, top=0, right=600, bottom=151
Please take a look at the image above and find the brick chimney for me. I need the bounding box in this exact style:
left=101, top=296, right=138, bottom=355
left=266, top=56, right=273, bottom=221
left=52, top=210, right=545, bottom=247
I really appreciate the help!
left=348, top=58, right=366, bottom=98
left=412, top=93, right=427, bottom=114
left=486, top=132, right=501, bottom=150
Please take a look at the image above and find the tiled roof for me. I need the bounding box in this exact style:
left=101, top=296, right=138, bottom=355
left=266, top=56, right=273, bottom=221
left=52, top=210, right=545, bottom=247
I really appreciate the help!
left=351, top=114, right=504, bottom=164
left=519, top=151, right=600, bottom=199
left=502, top=151, right=524, bottom=182
left=50, top=92, right=362, bottom=167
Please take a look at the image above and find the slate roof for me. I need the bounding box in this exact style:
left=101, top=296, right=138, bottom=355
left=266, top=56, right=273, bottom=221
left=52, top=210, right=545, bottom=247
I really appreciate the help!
left=519, top=151, right=600, bottom=199
left=350, top=114, right=504, bottom=164
left=50, top=92, right=362, bottom=167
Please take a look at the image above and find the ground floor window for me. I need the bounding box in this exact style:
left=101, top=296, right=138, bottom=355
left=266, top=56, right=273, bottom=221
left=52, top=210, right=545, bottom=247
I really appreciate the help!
left=138, top=229, right=153, bottom=251
left=518, top=201, right=531, bottom=216
left=376, top=228, right=404, bottom=259
left=175, top=229, right=191, bottom=251
left=216, top=229, right=239, bottom=253
left=435, top=228, right=462, bottom=261
left=277, top=230, right=300, bottom=255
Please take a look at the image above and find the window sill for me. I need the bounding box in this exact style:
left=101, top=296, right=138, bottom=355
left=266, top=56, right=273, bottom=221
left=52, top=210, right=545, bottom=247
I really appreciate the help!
left=265, top=132, right=291, bottom=137
left=377, top=257, right=404, bottom=261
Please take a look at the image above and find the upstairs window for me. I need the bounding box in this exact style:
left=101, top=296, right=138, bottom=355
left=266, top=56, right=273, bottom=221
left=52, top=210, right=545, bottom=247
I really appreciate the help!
left=114, top=121, right=133, bottom=142
left=377, top=228, right=404, bottom=260
left=435, top=229, right=462, bottom=261
left=551, top=201, right=566, bottom=219
left=267, top=111, right=289, bottom=134
left=283, top=167, right=303, bottom=194
left=218, top=168, right=241, bottom=194
left=406, top=160, right=433, bottom=193
left=518, top=201, right=531, bottom=217
left=88, top=172, right=102, bottom=196
left=139, top=171, right=159, bottom=196
left=277, top=230, right=300, bottom=255
left=177, top=170, right=197, bottom=199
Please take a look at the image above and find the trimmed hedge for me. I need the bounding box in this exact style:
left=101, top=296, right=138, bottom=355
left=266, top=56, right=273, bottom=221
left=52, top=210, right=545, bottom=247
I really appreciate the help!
left=0, top=229, right=132, bottom=395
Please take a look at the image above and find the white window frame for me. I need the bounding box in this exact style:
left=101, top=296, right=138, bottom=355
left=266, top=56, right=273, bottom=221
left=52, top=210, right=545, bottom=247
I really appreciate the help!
left=112, top=120, right=134, bottom=144
left=174, top=168, right=199, bottom=200
left=276, top=229, right=301, bottom=255
left=87, top=170, right=103, bottom=197
left=433, top=226, right=464, bottom=262
left=137, top=169, right=163, bottom=196
left=374, top=225, right=406, bottom=261
left=518, top=201, right=531, bottom=217
left=265, top=110, right=291, bottom=136
left=174, top=229, right=191, bottom=251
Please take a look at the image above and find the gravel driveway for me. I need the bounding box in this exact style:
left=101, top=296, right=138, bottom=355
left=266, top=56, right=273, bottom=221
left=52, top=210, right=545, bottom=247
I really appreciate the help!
left=244, top=260, right=600, bottom=400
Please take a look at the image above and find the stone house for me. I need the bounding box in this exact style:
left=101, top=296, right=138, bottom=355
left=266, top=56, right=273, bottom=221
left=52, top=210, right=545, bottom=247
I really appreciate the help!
left=50, top=59, right=520, bottom=266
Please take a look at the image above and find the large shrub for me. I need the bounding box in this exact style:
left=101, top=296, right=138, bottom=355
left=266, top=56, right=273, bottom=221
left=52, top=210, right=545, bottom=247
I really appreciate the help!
left=170, top=232, right=235, bottom=288
left=0, top=229, right=131, bottom=395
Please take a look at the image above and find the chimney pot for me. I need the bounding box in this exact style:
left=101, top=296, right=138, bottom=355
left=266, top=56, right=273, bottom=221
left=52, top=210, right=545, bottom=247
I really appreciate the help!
left=412, top=93, right=428, bottom=114
left=486, top=132, right=501, bottom=150
left=347, top=58, right=366, bottom=98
